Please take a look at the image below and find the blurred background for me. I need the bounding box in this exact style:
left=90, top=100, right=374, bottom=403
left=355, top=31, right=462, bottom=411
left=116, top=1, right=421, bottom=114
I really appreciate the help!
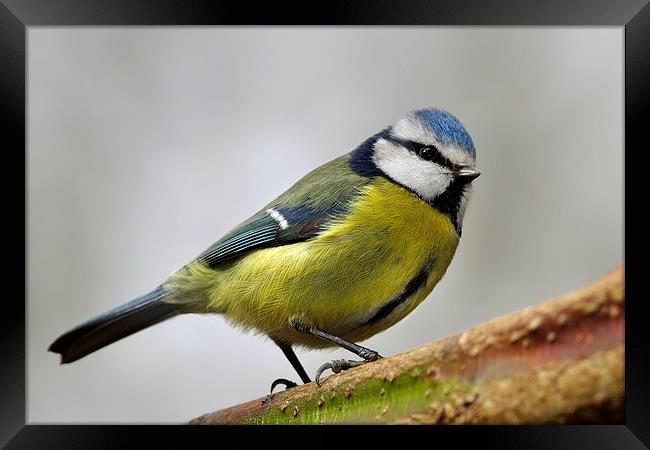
left=28, top=28, right=623, bottom=423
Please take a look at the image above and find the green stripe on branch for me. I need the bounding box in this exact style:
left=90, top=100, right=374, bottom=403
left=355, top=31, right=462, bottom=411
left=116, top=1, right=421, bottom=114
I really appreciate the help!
left=190, top=266, right=624, bottom=424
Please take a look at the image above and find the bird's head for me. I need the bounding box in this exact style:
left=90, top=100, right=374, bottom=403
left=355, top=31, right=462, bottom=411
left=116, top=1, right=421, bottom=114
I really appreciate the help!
left=350, top=108, right=479, bottom=232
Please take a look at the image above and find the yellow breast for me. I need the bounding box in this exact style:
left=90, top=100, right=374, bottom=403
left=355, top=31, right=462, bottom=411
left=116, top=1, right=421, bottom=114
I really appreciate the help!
left=190, top=178, right=460, bottom=347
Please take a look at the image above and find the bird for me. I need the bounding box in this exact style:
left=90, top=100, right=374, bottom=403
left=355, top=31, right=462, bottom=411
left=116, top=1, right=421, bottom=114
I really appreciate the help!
left=49, top=107, right=480, bottom=390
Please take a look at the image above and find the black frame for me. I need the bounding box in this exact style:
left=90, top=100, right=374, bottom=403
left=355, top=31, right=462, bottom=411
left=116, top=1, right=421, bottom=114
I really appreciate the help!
left=2, top=0, right=647, bottom=447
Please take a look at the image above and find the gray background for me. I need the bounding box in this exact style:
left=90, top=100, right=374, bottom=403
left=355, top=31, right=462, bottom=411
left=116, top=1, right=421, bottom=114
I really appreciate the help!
left=28, top=28, right=623, bottom=423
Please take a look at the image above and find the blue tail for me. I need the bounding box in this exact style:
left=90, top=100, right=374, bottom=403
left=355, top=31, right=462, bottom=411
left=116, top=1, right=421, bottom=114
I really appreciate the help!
left=49, top=286, right=180, bottom=364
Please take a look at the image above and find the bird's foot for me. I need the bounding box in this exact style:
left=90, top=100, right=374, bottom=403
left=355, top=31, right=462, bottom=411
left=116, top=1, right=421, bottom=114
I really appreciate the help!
left=315, top=358, right=379, bottom=386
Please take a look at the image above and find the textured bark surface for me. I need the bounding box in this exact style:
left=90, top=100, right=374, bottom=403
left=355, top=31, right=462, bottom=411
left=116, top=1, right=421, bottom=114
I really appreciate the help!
left=190, top=266, right=624, bottom=425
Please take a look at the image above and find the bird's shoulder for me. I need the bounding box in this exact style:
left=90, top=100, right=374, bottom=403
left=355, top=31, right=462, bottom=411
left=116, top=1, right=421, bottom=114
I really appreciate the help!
left=268, top=154, right=371, bottom=208
left=195, top=153, right=372, bottom=268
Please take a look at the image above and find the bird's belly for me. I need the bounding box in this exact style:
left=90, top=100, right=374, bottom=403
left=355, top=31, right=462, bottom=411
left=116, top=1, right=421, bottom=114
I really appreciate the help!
left=207, top=179, right=460, bottom=346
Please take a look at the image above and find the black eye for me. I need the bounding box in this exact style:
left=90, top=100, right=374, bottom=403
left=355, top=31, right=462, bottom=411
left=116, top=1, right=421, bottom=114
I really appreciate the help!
left=417, top=146, right=437, bottom=161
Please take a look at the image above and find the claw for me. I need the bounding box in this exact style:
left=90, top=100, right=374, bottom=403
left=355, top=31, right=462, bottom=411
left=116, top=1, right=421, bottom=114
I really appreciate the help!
left=315, top=362, right=333, bottom=386
left=270, top=378, right=298, bottom=394
left=315, top=359, right=366, bottom=386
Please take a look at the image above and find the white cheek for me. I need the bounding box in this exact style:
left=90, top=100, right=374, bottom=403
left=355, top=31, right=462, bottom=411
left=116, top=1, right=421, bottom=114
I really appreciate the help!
left=372, top=139, right=451, bottom=200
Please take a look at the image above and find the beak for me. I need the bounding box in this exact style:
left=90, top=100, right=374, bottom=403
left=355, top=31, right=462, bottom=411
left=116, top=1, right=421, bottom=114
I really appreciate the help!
left=453, top=166, right=481, bottom=181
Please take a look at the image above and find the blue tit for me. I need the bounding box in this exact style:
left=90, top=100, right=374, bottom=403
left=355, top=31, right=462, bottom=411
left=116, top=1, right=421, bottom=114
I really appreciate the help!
left=49, top=107, right=480, bottom=388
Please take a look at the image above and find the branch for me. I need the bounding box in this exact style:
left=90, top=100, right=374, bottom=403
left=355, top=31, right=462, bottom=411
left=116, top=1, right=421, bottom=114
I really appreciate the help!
left=190, top=266, right=624, bottom=424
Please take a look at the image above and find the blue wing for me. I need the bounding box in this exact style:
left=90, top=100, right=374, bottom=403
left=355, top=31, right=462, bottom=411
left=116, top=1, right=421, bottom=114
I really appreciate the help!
left=196, top=205, right=345, bottom=268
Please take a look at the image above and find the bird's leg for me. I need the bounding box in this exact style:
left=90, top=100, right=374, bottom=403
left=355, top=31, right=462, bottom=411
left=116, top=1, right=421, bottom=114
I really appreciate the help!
left=269, top=340, right=311, bottom=395
left=291, top=321, right=383, bottom=386
left=309, top=327, right=383, bottom=362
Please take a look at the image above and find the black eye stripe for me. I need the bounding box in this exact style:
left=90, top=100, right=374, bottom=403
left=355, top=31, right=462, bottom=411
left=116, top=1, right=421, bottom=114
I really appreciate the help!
left=385, top=136, right=454, bottom=168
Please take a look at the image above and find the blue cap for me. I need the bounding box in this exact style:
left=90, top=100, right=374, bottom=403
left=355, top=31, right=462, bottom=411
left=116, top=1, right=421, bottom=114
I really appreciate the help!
left=412, top=108, right=475, bottom=155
